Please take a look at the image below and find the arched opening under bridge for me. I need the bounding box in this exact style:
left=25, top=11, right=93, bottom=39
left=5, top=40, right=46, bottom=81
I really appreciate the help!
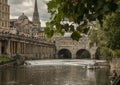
left=76, top=49, right=91, bottom=59
left=58, top=49, right=72, bottom=59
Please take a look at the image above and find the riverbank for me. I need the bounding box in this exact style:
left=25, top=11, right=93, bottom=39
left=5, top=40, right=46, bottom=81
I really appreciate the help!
left=0, top=55, right=25, bottom=68
left=0, top=61, right=15, bottom=68
left=0, top=56, right=14, bottom=68
left=110, top=58, right=120, bottom=74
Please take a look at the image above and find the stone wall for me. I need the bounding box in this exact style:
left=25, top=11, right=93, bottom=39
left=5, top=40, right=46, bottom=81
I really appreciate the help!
left=110, top=58, right=120, bottom=74
left=0, top=35, right=56, bottom=60
left=53, top=36, right=97, bottom=59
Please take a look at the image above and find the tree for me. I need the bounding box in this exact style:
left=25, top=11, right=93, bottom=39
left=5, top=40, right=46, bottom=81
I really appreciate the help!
left=104, top=13, right=120, bottom=50
left=45, top=0, right=118, bottom=41
left=104, top=13, right=120, bottom=58
left=89, top=13, right=120, bottom=60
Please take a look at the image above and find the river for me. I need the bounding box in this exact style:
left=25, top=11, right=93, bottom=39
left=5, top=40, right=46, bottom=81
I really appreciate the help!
left=0, top=59, right=110, bottom=85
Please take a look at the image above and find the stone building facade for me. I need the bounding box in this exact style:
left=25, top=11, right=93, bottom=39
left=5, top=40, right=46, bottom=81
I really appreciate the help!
left=0, top=0, right=9, bottom=29
left=0, top=0, right=56, bottom=60
left=9, top=0, right=45, bottom=40
left=10, top=13, right=44, bottom=40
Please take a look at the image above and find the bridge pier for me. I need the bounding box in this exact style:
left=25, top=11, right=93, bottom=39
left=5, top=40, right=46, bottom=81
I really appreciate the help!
left=0, top=42, right=1, bottom=54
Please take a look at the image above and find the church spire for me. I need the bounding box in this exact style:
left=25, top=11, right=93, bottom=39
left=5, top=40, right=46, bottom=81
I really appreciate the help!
left=32, top=0, right=41, bottom=27
left=34, top=0, right=38, bottom=13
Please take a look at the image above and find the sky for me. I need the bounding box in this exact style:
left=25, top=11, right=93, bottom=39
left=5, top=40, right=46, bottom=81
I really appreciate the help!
left=8, top=0, right=50, bottom=27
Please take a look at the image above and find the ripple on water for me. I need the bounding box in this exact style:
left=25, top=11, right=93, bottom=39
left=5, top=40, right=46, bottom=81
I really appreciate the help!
left=0, top=60, right=110, bottom=85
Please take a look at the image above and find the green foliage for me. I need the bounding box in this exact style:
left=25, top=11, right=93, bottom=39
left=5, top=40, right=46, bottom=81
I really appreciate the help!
left=104, top=13, right=120, bottom=50
left=95, top=47, right=101, bottom=59
left=89, top=27, right=107, bottom=47
left=81, top=51, right=90, bottom=59
left=45, top=0, right=118, bottom=40
left=71, top=31, right=82, bottom=41
left=99, top=47, right=114, bottom=61
left=0, top=56, right=11, bottom=63
left=89, top=13, right=120, bottom=60
left=12, top=54, right=21, bottom=60
left=114, top=50, right=120, bottom=58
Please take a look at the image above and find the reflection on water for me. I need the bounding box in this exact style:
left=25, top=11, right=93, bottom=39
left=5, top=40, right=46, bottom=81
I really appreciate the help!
left=0, top=61, right=110, bottom=85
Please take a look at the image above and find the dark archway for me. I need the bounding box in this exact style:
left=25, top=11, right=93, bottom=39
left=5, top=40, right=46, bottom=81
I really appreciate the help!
left=76, top=49, right=91, bottom=59
left=1, top=40, right=7, bottom=54
left=58, top=49, right=72, bottom=59
left=95, top=47, right=100, bottom=59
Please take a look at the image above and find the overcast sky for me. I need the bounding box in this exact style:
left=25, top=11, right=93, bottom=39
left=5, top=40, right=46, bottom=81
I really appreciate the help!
left=8, top=0, right=50, bottom=27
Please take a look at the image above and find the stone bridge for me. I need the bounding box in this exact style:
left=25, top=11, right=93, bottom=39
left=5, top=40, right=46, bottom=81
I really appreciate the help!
left=0, top=33, right=56, bottom=60
left=54, top=36, right=97, bottom=59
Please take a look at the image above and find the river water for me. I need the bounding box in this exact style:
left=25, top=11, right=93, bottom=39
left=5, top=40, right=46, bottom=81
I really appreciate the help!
left=0, top=60, right=110, bottom=85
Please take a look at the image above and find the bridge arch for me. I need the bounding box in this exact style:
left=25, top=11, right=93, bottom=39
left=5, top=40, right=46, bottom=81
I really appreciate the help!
left=76, top=49, right=91, bottom=59
left=58, top=49, right=72, bottom=59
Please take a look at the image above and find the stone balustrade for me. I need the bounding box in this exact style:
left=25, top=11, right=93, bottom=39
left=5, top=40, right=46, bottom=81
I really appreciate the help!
left=0, top=32, right=56, bottom=60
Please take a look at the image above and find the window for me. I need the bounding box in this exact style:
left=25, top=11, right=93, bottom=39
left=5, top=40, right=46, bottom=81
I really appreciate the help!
left=2, top=5, right=4, bottom=11
left=5, top=22, right=7, bottom=27
left=5, top=7, right=7, bottom=11
left=2, top=22, right=4, bottom=27
left=2, top=13, right=4, bottom=19
left=0, top=21, right=1, bottom=27
left=0, top=13, right=1, bottom=19
left=0, top=5, right=1, bottom=11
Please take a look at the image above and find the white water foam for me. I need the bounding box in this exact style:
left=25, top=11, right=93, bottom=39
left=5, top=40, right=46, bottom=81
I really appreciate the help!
left=25, top=59, right=106, bottom=67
